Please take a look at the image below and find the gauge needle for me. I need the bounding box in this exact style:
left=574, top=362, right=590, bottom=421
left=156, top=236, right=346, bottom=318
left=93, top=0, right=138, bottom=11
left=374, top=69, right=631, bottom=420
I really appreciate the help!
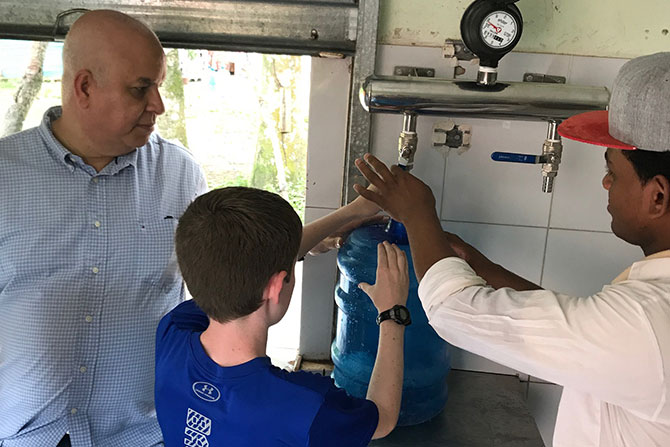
left=487, top=21, right=502, bottom=33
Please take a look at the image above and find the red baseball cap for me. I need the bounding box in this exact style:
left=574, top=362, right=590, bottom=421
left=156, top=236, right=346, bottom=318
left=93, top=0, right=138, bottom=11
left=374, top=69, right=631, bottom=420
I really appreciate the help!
left=558, top=52, right=670, bottom=153
left=558, top=110, right=635, bottom=150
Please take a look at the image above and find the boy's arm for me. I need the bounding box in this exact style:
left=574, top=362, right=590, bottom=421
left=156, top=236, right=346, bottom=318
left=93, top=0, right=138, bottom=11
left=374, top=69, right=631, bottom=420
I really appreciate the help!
left=298, top=193, right=380, bottom=259
left=358, top=242, right=409, bottom=439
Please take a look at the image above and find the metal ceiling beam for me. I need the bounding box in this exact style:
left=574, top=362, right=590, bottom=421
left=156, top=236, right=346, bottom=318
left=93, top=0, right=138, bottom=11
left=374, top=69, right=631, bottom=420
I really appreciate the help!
left=0, top=0, right=358, bottom=56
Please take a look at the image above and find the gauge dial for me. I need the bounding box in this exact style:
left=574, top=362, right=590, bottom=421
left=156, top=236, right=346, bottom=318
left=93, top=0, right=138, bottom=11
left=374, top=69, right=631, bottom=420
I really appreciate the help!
left=480, top=11, right=518, bottom=49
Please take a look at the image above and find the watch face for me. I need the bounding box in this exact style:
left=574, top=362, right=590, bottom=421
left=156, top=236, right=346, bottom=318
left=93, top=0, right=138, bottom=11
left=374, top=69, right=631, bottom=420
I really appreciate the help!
left=480, top=11, right=518, bottom=49
left=395, top=307, right=409, bottom=321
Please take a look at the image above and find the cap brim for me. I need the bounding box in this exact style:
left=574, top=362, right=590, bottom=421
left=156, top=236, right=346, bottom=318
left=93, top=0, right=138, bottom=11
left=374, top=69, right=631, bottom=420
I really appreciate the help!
left=557, top=110, right=636, bottom=150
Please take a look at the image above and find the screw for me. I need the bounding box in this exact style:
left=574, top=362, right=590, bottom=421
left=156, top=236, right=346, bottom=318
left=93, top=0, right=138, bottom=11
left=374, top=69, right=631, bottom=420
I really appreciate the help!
left=310, top=29, right=319, bottom=40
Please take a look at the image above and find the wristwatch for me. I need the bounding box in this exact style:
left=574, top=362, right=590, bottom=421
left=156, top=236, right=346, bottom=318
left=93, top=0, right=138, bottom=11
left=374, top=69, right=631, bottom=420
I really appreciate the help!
left=376, top=305, right=411, bottom=326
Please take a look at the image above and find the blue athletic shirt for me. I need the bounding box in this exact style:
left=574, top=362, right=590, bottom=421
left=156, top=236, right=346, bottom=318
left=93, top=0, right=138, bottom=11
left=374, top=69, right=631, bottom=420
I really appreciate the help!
left=155, top=300, right=379, bottom=447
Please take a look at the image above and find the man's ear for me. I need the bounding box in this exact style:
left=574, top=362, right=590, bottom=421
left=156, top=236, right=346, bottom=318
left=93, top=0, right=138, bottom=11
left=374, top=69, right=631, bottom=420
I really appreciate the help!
left=645, top=175, right=670, bottom=219
left=72, top=69, right=94, bottom=109
left=263, top=271, right=288, bottom=306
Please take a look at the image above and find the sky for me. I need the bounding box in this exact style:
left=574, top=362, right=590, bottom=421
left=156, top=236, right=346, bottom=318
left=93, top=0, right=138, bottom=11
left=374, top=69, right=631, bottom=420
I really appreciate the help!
left=0, top=40, right=64, bottom=79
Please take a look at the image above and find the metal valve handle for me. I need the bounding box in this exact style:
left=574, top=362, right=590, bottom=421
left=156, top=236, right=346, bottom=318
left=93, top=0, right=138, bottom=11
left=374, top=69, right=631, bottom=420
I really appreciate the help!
left=490, top=152, right=547, bottom=164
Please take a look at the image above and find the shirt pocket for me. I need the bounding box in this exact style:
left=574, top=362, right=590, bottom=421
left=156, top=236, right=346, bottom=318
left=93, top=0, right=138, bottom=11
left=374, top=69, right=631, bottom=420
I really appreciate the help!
left=136, top=215, right=180, bottom=291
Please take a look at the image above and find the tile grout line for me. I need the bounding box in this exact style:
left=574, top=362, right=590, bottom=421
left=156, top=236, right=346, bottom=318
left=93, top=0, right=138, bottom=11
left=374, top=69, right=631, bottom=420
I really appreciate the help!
left=441, top=218, right=613, bottom=235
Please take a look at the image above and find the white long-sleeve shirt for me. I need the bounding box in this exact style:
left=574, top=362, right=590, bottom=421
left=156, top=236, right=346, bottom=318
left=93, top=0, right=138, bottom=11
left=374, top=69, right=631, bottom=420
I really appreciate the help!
left=417, top=252, right=670, bottom=447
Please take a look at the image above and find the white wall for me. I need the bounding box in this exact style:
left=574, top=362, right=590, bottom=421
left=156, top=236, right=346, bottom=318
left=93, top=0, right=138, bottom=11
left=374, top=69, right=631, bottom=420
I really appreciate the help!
left=368, top=45, right=643, bottom=446
left=378, top=0, right=670, bottom=58
left=300, top=56, right=351, bottom=359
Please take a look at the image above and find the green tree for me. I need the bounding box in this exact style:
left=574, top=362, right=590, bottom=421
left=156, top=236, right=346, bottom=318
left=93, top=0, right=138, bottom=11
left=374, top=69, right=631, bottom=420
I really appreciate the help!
left=157, top=48, right=188, bottom=147
left=251, top=55, right=308, bottom=216
left=1, top=42, right=48, bottom=137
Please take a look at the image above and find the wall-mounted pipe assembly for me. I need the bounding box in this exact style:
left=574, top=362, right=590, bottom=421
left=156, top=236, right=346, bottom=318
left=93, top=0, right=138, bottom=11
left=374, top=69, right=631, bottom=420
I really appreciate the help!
left=359, top=75, right=610, bottom=192
left=360, top=76, right=609, bottom=121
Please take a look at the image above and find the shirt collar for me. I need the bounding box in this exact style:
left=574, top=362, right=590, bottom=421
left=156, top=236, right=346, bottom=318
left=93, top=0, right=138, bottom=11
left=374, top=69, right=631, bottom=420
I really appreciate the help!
left=38, top=106, right=75, bottom=172
left=189, top=332, right=272, bottom=379
left=612, top=249, right=670, bottom=284
left=37, top=106, right=139, bottom=175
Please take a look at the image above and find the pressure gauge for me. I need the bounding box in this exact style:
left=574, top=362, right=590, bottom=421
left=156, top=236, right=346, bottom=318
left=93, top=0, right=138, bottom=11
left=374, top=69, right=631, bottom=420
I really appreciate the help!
left=480, top=11, right=519, bottom=49
left=460, top=0, right=523, bottom=85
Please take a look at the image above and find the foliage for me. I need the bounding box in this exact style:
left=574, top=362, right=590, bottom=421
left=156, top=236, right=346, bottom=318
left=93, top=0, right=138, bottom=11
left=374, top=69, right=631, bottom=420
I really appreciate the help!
left=157, top=49, right=188, bottom=147
left=250, top=54, right=308, bottom=218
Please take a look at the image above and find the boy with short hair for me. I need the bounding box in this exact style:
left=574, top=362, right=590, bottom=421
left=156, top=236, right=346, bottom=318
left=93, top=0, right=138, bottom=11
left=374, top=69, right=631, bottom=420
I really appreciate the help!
left=155, top=186, right=409, bottom=446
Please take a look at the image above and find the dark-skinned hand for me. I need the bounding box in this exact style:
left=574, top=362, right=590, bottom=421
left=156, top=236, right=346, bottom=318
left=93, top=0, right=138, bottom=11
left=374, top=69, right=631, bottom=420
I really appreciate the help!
left=353, top=154, right=437, bottom=225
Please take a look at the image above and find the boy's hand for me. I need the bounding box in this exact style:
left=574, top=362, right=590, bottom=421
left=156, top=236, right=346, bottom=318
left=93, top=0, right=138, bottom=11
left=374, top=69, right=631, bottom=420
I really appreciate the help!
left=307, top=214, right=388, bottom=256
left=353, top=154, right=437, bottom=225
left=349, top=183, right=383, bottom=219
left=358, top=241, right=409, bottom=312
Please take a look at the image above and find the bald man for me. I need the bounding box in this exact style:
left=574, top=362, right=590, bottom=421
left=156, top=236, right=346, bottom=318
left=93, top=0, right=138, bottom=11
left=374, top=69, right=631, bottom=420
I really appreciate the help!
left=0, top=10, right=207, bottom=447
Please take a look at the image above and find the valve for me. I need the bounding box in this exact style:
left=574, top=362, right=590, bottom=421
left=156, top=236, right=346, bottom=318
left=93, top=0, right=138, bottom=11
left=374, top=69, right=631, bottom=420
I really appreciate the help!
left=490, top=120, right=563, bottom=193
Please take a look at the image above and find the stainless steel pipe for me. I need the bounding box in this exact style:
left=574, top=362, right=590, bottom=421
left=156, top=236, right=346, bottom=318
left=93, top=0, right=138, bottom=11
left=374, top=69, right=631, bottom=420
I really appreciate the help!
left=360, top=75, right=610, bottom=121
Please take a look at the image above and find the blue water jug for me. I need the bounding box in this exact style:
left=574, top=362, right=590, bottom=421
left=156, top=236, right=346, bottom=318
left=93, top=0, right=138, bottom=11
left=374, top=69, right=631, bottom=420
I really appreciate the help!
left=331, top=220, right=450, bottom=426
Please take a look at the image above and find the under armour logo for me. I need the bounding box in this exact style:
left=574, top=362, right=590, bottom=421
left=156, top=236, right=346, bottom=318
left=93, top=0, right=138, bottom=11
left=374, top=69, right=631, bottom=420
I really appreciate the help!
left=192, top=381, right=221, bottom=402
left=201, top=385, right=214, bottom=395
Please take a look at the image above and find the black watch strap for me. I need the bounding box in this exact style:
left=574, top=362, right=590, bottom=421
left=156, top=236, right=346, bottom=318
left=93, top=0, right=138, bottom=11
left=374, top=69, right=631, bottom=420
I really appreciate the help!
left=376, top=304, right=411, bottom=326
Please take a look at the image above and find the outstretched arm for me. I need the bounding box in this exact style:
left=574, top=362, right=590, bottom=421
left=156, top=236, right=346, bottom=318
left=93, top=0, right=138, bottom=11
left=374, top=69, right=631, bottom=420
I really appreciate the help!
left=297, top=192, right=381, bottom=259
left=359, top=242, right=409, bottom=439
left=444, top=232, right=541, bottom=291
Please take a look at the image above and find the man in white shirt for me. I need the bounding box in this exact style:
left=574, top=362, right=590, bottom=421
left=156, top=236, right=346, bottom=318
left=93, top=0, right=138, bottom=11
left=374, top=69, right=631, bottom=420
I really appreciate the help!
left=353, top=52, right=670, bottom=447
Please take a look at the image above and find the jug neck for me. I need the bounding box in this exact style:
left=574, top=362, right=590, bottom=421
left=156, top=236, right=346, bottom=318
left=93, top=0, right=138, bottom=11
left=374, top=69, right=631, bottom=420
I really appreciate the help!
left=384, top=219, right=409, bottom=245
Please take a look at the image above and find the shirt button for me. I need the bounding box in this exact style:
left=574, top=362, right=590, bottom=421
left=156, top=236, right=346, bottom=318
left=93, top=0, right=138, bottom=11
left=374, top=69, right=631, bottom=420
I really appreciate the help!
left=92, top=267, right=99, bottom=274
left=92, top=177, right=99, bottom=183
left=79, top=366, right=87, bottom=373
left=94, top=221, right=101, bottom=228
left=85, top=315, right=93, bottom=323
left=71, top=408, right=78, bottom=415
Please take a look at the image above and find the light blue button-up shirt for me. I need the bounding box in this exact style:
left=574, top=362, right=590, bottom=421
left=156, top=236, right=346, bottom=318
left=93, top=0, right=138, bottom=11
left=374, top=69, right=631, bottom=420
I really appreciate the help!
left=0, top=107, right=207, bottom=447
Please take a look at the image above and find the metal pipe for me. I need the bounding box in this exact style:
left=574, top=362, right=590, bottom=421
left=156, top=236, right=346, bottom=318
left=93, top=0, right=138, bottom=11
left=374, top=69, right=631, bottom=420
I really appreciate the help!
left=398, top=111, right=418, bottom=170
left=360, top=75, right=610, bottom=121
left=541, top=120, right=562, bottom=193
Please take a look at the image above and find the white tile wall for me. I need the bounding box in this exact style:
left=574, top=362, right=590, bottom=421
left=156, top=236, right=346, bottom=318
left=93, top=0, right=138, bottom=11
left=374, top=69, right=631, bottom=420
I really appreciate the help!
left=361, top=45, right=646, bottom=447
left=542, top=229, right=642, bottom=296
left=300, top=57, right=351, bottom=358
left=440, top=117, right=552, bottom=226
left=267, top=261, right=302, bottom=368
left=305, top=57, right=349, bottom=209
left=549, top=140, right=613, bottom=232
left=300, top=207, right=340, bottom=358
left=441, top=221, right=546, bottom=284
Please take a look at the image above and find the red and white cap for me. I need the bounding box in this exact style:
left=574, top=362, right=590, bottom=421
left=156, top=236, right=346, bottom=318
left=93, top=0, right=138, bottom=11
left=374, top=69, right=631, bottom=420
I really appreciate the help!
left=558, top=52, right=670, bottom=152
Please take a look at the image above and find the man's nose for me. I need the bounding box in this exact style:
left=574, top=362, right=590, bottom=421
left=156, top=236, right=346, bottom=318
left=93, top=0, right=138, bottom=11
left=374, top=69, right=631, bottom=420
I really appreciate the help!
left=147, top=86, right=165, bottom=116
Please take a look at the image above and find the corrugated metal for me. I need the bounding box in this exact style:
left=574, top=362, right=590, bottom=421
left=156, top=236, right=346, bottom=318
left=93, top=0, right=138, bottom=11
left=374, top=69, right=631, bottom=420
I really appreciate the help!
left=342, top=0, right=378, bottom=204
left=0, top=0, right=358, bottom=55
